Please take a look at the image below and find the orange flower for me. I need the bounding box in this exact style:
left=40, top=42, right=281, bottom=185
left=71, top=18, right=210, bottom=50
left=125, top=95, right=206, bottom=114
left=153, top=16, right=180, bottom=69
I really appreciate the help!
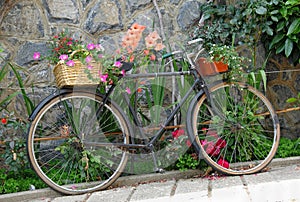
left=137, top=88, right=143, bottom=93
left=122, top=23, right=146, bottom=52
left=131, top=23, right=146, bottom=32
left=145, top=38, right=156, bottom=49
left=129, top=55, right=135, bottom=62
left=147, top=31, right=161, bottom=41
left=143, top=49, right=150, bottom=55
left=150, top=54, right=156, bottom=61
left=155, top=43, right=165, bottom=51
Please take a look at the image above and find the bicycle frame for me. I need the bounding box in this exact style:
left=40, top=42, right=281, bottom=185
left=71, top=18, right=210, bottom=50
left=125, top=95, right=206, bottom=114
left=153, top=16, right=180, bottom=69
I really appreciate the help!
left=96, top=68, right=209, bottom=150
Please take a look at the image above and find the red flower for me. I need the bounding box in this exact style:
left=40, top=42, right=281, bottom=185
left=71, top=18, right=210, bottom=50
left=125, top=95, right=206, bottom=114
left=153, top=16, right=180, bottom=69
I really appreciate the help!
left=217, top=157, right=229, bottom=168
left=186, top=139, right=192, bottom=147
left=172, top=129, right=184, bottom=139
left=200, top=130, right=227, bottom=157
left=1, top=118, right=7, bottom=124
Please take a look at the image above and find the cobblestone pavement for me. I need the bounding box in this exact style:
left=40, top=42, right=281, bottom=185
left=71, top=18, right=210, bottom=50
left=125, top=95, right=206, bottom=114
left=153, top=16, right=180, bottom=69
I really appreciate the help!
left=1, top=157, right=300, bottom=202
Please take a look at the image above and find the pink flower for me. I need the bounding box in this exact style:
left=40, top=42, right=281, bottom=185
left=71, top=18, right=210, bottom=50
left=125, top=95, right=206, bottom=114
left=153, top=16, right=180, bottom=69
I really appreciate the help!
left=98, top=54, right=103, bottom=59
left=87, top=65, right=93, bottom=70
left=95, top=44, right=103, bottom=51
left=86, top=55, right=92, bottom=63
left=66, top=60, right=75, bottom=67
left=172, top=129, right=185, bottom=139
left=126, top=87, right=131, bottom=94
left=33, top=52, right=40, bottom=60
left=100, top=74, right=108, bottom=82
left=67, top=41, right=72, bottom=46
left=59, top=54, right=68, bottom=61
left=114, top=61, right=122, bottom=68
left=121, top=69, right=125, bottom=76
left=87, top=43, right=95, bottom=50
left=217, top=157, right=229, bottom=168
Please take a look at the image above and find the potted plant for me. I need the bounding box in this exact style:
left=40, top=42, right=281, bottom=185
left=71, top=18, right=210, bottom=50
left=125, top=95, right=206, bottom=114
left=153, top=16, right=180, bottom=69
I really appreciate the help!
left=196, top=44, right=248, bottom=81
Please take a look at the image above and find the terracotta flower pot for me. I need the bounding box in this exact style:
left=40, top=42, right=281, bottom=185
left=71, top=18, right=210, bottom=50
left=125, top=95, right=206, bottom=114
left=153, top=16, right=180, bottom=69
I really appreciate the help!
left=196, top=57, right=229, bottom=76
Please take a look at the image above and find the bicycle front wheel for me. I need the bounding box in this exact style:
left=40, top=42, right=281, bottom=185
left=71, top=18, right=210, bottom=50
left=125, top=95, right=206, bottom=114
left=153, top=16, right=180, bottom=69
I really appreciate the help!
left=27, top=91, right=131, bottom=195
left=187, top=82, right=280, bottom=175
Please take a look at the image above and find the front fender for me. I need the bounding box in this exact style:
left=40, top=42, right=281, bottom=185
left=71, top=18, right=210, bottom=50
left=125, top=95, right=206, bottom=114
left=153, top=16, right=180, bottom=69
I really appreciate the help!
left=28, top=88, right=74, bottom=121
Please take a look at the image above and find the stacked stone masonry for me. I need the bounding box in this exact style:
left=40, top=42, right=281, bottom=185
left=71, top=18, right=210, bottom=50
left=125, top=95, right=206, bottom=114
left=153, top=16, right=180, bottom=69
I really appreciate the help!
left=0, top=0, right=299, bottom=138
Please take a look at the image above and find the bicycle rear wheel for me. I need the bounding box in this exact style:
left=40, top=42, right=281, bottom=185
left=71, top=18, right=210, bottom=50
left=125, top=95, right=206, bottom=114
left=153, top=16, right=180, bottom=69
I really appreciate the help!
left=27, top=91, right=131, bottom=195
left=187, top=82, right=280, bottom=175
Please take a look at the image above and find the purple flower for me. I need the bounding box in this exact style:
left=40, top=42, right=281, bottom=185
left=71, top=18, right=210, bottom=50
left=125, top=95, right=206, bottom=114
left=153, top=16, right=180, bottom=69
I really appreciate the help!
left=114, top=61, right=122, bottom=68
left=100, top=74, right=108, bottom=82
left=33, top=52, right=40, bottom=60
left=59, top=54, right=68, bottom=61
left=66, top=60, right=75, bottom=67
left=86, top=55, right=92, bottom=63
left=87, top=43, right=95, bottom=50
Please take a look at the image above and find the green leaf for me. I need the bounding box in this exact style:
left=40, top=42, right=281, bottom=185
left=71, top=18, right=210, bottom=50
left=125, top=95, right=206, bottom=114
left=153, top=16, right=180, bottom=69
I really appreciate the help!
left=276, top=42, right=285, bottom=54
left=265, top=25, right=274, bottom=36
left=256, top=6, right=267, bottom=15
left=287, top=18, right=300, bottom=35
left=276, top=21, right=285, bottom=31
left=269, top=34, right=285, bottom=49
left=286, top=0, right=300, bottom=6
left=250, top=72, right=256, bottom=87
left=284, top=38, right=293, bottom=57
left=270, top=10, right=279, bottom=15
left=0, top=91, right=19, bottom=109
left=286, top=98, right=297, bottom=103
left=271, top=16, right=278, bottom=22
left=7, top=62, right=34, bottom=115
left=280, top=7, right=287, bottom=18
left=260, top=70, right=267, bottom=92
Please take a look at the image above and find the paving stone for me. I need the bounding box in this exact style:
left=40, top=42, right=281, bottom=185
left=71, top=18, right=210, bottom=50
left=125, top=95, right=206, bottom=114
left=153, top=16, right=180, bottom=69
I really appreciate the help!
left=269, top=164, right=300, bottom=181
left=175, top=178, right=208, bottom=194
left=130, top=180, right=175, bottom=201
left=242, top=171, right=275, bottom=185
left=247, top=179, right=300, bottom=201
left=210, top=175, right=243, bottom=189
left=51, top=194, right=87, bottom=202
left=210, top=185, right=250, bottom=202
left=87, top=187, right=134, bottom=202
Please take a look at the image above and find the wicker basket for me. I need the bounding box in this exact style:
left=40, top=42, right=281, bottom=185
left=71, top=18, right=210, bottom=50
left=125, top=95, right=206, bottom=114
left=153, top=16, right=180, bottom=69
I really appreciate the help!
left=196, top=57, right=229, bottom=76
left=53, top=60, right=102, bottom=88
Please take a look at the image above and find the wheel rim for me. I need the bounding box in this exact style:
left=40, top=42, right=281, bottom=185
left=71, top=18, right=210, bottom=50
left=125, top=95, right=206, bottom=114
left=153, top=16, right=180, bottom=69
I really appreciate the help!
left=191, top=82, right=280, bottom=175
left=27, top=93, right=129, bottom=194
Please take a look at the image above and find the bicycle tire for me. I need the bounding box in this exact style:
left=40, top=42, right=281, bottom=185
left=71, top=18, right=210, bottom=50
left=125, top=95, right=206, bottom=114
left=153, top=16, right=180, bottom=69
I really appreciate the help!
left=187, top=82, right=280, bottom=175
left=27, top=91, right=131, bottom=195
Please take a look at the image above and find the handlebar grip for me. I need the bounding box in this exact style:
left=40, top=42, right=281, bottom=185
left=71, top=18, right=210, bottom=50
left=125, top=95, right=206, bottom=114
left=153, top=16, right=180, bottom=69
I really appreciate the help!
left=187, top=38, right=203, bottom=45
left=162, top=53, right=173, bottom=59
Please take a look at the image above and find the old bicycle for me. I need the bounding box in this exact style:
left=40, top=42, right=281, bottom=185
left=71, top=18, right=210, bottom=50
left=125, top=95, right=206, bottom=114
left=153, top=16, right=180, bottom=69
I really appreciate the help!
left=27, top=38, right=280, bottom=195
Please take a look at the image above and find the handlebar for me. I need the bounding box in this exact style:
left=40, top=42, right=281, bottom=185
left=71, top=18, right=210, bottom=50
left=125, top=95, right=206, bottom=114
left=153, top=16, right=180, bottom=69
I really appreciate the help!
left=162, top=38, right=203, bottom=59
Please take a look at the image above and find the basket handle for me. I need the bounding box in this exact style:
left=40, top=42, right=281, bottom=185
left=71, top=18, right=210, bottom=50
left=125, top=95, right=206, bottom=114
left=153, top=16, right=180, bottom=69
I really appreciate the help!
left=69, top=49, right=90, bottom=59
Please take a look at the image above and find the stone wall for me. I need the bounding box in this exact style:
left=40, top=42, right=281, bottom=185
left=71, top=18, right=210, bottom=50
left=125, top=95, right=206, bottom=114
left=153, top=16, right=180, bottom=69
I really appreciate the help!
left=0, top=0, right=299, bottom=139
left=267, top=57, right=300, bottom=139
left=0, top=0, right=204, bottom=116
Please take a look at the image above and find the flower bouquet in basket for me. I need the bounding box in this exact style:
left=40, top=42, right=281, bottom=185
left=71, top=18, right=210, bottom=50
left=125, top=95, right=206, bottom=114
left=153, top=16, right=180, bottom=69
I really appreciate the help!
left=33, top=31, right=113, bottom=88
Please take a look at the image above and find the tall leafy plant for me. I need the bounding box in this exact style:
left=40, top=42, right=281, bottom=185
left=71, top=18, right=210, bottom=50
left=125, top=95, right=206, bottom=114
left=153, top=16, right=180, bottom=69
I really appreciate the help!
left=265, top=0, right=300, bottom=63
left=0, top=46, right=35, bottom=175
